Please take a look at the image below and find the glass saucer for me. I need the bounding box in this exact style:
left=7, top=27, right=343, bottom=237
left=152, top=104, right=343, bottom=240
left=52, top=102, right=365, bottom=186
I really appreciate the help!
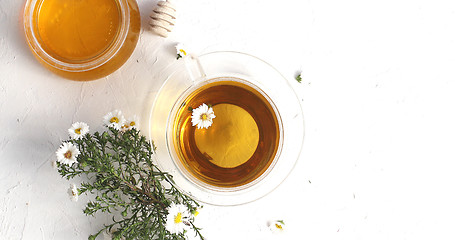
left=149, top=51, right=304, bottom=206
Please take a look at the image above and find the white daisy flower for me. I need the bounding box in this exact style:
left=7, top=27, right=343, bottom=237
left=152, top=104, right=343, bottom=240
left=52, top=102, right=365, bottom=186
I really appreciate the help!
left=68, top=122, right=89, bottom=140
left=121, top=115, right=140, bottom=131
left=165, top=202, right=190, bottom=234
left=191, top=103, right=216, bottom=129
left=268, top=220, right=285, bottom=234
left=56, top=142, right=80, bottom=166
left=175, top=43, right=187, bottom=59
left=103, top=110, right=126, bottom=130
left=68, top=183, right=79, bottom=202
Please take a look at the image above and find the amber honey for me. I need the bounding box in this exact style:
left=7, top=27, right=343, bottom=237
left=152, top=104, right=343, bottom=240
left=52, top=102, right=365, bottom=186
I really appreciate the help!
left=171, top=79, right=281, bottom=188
left=24, top=0, right=140, bottom=80
left=37, top=0, right=121, bottom=61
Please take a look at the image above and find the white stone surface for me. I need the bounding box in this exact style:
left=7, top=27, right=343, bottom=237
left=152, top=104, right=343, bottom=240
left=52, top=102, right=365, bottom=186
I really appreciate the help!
left=1, top=0, right=455, bottom=239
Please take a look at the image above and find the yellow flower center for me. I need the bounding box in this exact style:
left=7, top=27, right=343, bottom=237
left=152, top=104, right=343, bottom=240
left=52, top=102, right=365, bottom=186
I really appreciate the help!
left=130, top=121, right=136, bottom=126
left=64, top=150, right=72, bottom=159
left=193, top=211, right=199, bottom=217
left=275, top=223, right=283, bottom=230
left=174, top=212, right=183, bottom=224
left=201, top=114, right=208, bottom=121
left=179, top=49, right=187, bottom=55
left=74, top=128, right=82, bottom=134
left=110, top=117, right=119, bottom=123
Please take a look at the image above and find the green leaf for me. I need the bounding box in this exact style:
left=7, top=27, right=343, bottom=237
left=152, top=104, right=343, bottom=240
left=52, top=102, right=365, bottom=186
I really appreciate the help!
left=295, top=74, right=302, bottom=83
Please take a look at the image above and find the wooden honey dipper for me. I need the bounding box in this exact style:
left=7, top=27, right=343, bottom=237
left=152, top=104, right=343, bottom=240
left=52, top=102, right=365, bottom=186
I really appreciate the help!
left=149, top=0, right=176, bottom=37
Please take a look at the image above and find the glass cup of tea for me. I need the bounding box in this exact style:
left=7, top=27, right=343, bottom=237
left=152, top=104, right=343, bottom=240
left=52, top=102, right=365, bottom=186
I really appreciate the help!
left=149, top=51, right=304, bottom=205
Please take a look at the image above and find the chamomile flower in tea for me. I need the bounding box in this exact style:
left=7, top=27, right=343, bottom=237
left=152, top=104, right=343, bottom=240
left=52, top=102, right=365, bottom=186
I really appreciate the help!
left=191, top=103, right=216, bottom=129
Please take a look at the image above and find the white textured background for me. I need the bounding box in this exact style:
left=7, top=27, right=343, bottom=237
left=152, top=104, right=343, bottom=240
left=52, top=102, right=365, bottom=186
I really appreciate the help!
left=2, top=0, right=455, bottom=239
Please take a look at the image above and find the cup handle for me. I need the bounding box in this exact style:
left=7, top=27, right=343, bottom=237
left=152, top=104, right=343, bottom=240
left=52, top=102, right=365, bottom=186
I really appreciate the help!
left=184, top=54, right=206, bottom=83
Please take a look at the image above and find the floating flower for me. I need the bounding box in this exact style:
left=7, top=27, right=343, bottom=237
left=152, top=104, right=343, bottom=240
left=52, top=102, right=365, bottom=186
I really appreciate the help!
left=68, top=122, right=89, bottom=140
left=122, top=115, right=140, bottom=131
left=103, top=110, right=126, bottom=130
left=191, top=103, right=216, bottom=129
left=268, top=220, right=285, bottom=234
left=68, top=183, right=79, bottom=202
left=165, top=203, right=190, bottom=234
left=175, top=43, right=187, bottom=59
left=56, top=142, right=80, bottom=166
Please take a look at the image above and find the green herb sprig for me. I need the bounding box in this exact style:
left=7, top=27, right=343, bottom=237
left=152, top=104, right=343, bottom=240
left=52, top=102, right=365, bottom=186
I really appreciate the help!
left=295, top=73, right=302, bottom=83
left=57, top=127, right=204, bottom=240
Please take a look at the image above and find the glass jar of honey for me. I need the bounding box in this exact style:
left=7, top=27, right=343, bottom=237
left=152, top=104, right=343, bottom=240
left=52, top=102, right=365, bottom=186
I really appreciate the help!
left=23, top=0, right=141, bottom=81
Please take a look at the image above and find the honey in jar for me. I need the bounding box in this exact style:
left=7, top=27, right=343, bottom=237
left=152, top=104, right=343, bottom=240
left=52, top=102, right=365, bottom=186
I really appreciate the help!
left=24, top=0, right=141, bottom=80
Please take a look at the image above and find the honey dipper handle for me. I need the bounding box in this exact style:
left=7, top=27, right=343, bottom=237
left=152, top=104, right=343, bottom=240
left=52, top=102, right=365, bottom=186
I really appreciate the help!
left=149, top=0, right=176, bottom=37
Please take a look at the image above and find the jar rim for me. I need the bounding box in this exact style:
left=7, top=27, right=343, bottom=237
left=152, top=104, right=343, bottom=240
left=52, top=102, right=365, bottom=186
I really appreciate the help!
left=23, top=0, right=131, bottom=72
